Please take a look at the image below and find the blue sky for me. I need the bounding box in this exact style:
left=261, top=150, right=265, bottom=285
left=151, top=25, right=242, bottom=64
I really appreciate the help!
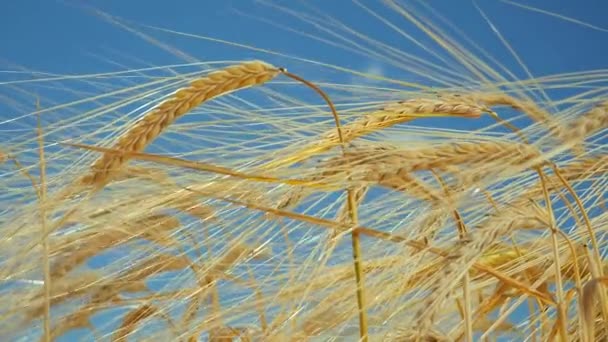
left=2, top=1, right=608, bottom=341
left=2, top=0, right=608, bottom=77
left=3, top=0, right=608, bottom=140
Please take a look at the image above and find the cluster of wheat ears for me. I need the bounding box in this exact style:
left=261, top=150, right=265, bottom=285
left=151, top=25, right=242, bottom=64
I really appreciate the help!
left=1, top=3, right=607, bottom=342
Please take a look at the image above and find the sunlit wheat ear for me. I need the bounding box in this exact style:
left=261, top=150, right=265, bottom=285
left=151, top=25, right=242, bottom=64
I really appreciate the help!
left=319, top=141, right=542, bottom=179
left=476, top=93, right=607, bottom=148
left=277, top=162, right=438, bottom=220
left=521, top=155, right=608, bottom=201
left=77, top=61, right=280, bottom=189
left=262, top=97, right=491, bottom=170
left=336, top=144, right=442, bottom=199
left=167, top=180, right=271, bottom=208
left=472, top=155, right=605, bottom=239
left=473, top=93, right=552, bottom=123
left=411, top=176, right=546, bottom=332
left=557, top=100, right=608, bottom=151
left=49, top=231, right=127, bottom=279
left=276, top=140, right=537, bottom=211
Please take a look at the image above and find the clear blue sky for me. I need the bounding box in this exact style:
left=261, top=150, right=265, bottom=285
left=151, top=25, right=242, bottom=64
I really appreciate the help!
left=2, top=0, right=608, bottom=138
left=2, top=0, right=607, bottom=77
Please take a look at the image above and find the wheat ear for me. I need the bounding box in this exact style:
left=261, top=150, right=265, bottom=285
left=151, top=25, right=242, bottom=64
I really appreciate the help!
left=35, top=102, right=51, bottom=342
left=318, top=141, right=542, bottom=181
left=79, top=61, right=279, bottom=188
left=262, top=97, right=490, bottom=170
left=474, top=93, right=552, bottom=123
left=557, top=100, right=608, bottom=150
left=277, top=69, right=372, bottom=340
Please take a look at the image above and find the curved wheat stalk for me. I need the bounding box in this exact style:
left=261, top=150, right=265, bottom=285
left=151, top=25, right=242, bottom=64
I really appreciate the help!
left=78, top=61, right=280, bottom=189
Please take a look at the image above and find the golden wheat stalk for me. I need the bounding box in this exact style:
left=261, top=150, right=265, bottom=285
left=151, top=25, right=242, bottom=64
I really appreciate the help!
left=78, top=61, right=280, bottom=188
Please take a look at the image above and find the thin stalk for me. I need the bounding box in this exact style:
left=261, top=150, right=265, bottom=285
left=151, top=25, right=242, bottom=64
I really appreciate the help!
left=431, top=170, right=472, bottom=341
left=204, top=192, right=555, bottom=305
left=246, top=266, right=269, bottom=332
left=62, top=142, right=329, bottom=189
left=36, top=101, right=51, bottom=342
left=348, top=194, right=368, bottom=340
left=537, top=167, right=567, bottom=341
left=280, top=69, right=369, bottom=341
left=552, top=163, right=608, bottom=332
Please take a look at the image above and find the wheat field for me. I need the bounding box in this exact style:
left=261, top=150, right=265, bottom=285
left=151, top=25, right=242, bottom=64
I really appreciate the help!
left=0, top=1, right=607, bottom=341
